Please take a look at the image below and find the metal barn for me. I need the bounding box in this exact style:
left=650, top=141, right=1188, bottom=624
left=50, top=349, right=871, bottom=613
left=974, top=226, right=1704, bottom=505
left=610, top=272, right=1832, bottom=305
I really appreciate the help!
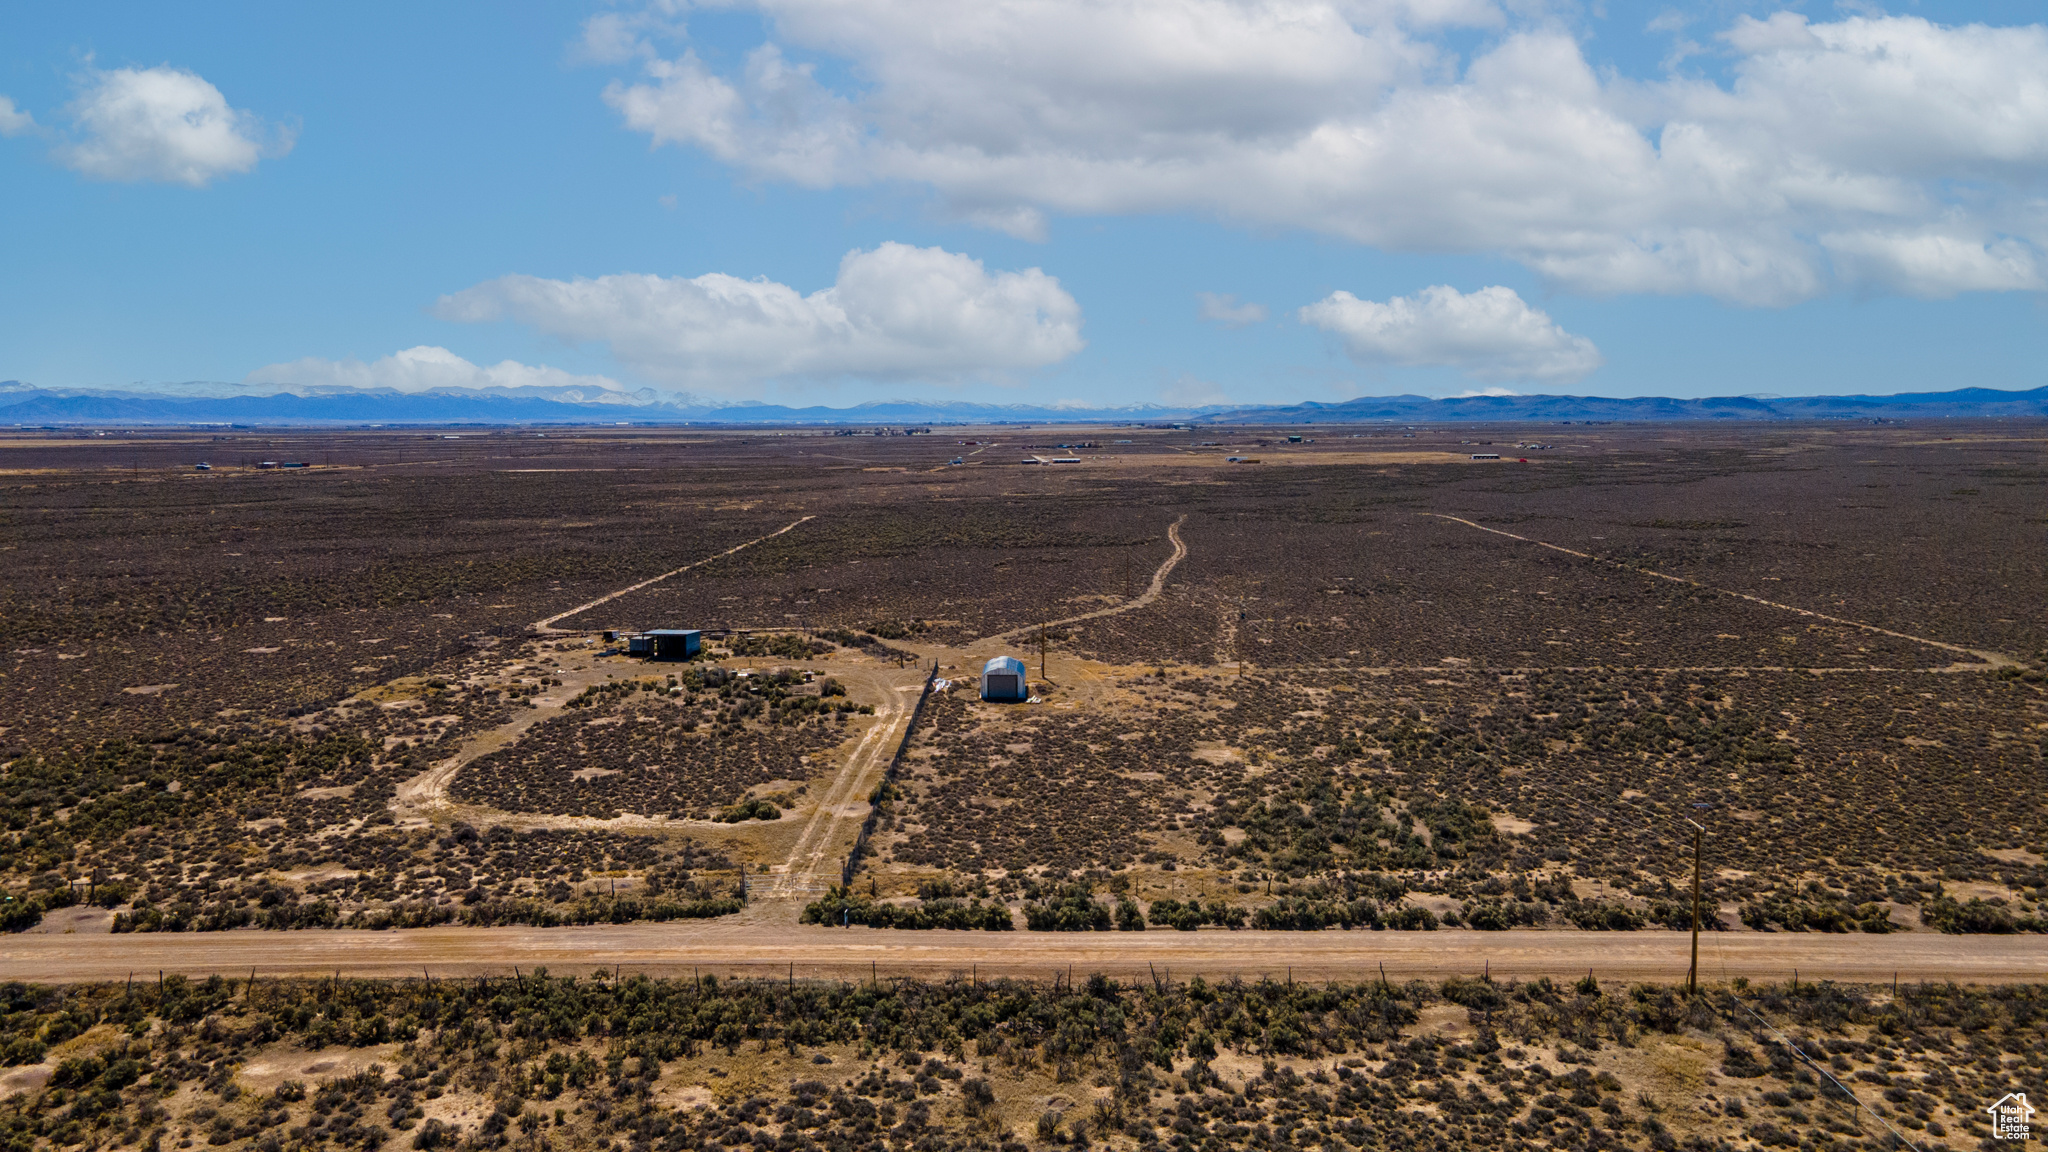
left=644, top=629, right=701, bottom=660
left=980, top=655, right=1029, bottom=701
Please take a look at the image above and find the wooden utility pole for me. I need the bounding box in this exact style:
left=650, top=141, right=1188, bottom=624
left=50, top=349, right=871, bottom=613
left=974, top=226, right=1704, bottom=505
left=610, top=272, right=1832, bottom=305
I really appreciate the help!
left=1237, top=601, right=1248, bottom=679
left=1039, top=622, right=1047, bottom=682
left=1686, top=818, right=1704, bottom=996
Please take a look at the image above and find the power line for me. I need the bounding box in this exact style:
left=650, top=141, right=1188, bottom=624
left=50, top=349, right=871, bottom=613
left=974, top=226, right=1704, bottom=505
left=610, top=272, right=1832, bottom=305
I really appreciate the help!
left=1726, top=992, right=1923, bottom=1151
left=1438, top=769, right=1910, bottom=1146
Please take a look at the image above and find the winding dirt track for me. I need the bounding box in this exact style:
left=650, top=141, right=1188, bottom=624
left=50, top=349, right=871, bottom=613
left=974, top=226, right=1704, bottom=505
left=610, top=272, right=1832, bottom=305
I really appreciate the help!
left=393, top=513, right=843, bottom=831
left=989, top=515, right=1186, bottom=642
left=2, top=925, right=2040, bottom=985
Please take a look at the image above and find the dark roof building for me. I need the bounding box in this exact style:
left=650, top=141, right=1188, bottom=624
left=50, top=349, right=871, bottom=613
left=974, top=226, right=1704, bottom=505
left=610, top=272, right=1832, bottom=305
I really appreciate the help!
left=644, top=629, right=701, bottom=660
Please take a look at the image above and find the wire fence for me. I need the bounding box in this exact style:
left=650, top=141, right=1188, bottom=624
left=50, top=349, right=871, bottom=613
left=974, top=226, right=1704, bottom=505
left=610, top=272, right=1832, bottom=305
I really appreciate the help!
left=841, top=663, right=939, bottom=888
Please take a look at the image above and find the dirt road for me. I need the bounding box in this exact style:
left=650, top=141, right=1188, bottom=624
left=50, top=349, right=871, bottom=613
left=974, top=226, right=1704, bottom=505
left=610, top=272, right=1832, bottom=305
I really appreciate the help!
left=989, top=514, right=1186, bottom=643
left=533, top=515, right=815, bottom=633
left=760, top=665, right=926, bottom=901
left=1426, top=513, right=2018, bottom=670
left=5, top=925, right=2040, bottom=985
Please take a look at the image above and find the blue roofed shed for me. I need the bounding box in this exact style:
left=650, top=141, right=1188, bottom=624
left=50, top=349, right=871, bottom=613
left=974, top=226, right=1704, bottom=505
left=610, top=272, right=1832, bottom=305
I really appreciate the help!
left=980, top=655, right=1028, bottom=701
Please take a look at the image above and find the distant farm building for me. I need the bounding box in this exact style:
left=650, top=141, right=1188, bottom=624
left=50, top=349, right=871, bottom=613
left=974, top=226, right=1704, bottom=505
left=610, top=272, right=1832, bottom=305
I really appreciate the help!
left=641, top=629, right=702, bottom=660
left=980, top=656, right=1028, bottom=701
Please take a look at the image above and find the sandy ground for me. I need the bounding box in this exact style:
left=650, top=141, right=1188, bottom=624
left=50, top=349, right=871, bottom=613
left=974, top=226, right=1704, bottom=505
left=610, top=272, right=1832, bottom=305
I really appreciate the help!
left=3, top=923, right=2041, bottom=985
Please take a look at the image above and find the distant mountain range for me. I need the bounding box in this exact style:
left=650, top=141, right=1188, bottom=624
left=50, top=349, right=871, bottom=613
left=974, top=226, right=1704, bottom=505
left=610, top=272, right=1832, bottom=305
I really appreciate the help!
left=0, top=385, right=1206, bottom=426
left=1202, top=385, right=2048, bottom=424
left=1, top=381, right=2043, bottom=426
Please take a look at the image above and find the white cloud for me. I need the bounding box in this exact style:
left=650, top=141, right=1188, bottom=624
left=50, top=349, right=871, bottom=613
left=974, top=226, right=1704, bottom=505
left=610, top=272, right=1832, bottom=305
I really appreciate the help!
left=0, top=96, right=34, bottom=137
left=435, top=242, right=1084, bottom=392
left=1300, top=284, right=1603, bottom=382
left=1197, top=293, right=1268, bottom=328
left=577, top=13, right=657, bottom=64
left=244, top=346, right=639, bottom=402
left=574, top=6, right=691, bottom=65
left=1820, top=228, right=2043, bottom=297
left=595, top=4, right=2048, bottom=303
left=59, top=66, right=287, bottom=186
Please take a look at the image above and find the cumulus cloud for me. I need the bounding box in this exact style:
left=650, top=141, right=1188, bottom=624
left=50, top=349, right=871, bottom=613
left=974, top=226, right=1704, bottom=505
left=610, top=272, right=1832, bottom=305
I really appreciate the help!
left=0, top=96, right=34, bottom=137
left=244, top=346, right=634, bottom=400
left=1300, top=285, right=1603, bottom=382
left=574, top=6, right=691, bottom=65
left=1819, top=229, right=2044, bottom=297
left=593, top=3, right=2048, bottom=302
left=577, top=13, right=656, bottom=64
left=59, top=66, right=288, bottom=186
left=435, top=242, right=1083, bottom=391
left=1197, top=293, right=1268, bottom=328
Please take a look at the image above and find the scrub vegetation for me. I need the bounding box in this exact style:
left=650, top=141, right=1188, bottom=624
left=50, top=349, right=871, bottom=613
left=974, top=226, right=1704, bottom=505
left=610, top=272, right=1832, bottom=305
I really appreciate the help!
left=1, top=425, right=2043, bottom=943
left=0, top=972, right=2040, bottom=1152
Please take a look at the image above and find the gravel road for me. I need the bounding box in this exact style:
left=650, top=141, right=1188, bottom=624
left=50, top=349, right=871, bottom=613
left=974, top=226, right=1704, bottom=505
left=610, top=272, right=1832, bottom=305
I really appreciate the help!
left=4, top=925, right=2040, bottom=985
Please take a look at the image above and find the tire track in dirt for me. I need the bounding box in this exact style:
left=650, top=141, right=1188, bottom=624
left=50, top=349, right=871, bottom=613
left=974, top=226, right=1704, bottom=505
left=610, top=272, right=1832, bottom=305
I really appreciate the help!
left=987, top=514, right=1187, bottom=643
left=390, top=666, right=603, bottom=823
left=389, top=624, right=684, bottom=823
left=762, top=670, right=920, bottom=900
left=389, top=691, right=717, bottom=833
left=1426, top=513, right=2019, bottom=670
left=391, top=657, right=918, bottom=846
left=533, top=515, right=815, bottom=633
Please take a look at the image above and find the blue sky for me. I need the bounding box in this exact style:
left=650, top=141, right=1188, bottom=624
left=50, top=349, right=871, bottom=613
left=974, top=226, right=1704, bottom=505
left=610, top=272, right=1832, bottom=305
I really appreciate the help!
left=2, top=0, right=2046, bottom=409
